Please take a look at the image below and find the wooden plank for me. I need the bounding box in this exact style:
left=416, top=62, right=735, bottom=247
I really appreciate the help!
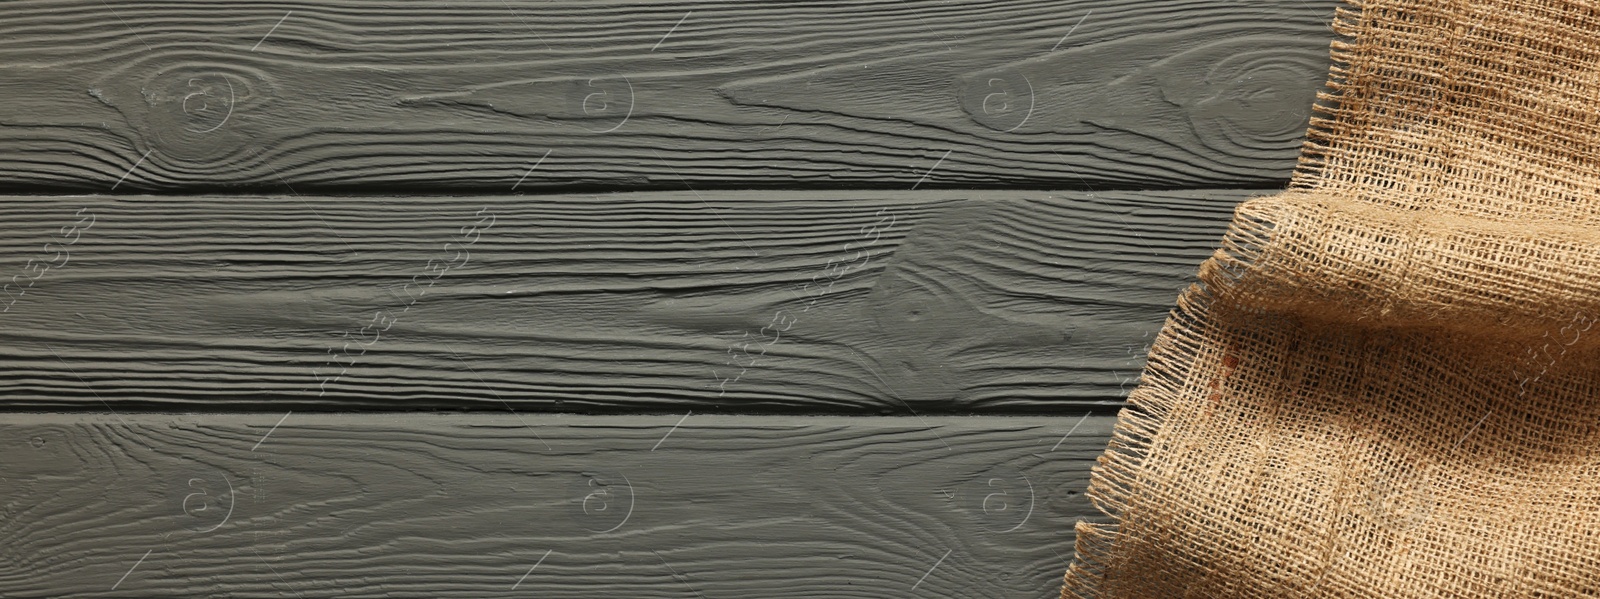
left=0, top=413, right=1112, bottom=598
left=0, top=0, right=1334, bottom=192
left=0, top=188, right=1238, bottom=412
left=0, top=189, right=1242, bottom=413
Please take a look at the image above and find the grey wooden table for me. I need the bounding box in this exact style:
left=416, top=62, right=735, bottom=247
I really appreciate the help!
left=0, top=0, right=1336, bottom=596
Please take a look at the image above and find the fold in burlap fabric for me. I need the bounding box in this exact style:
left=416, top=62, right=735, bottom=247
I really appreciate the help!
left=1061, top=0, right=1600, bottom=596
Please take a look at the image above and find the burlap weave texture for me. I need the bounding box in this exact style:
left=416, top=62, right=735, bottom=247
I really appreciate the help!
left=1061, top=0, right=1600, bottom=596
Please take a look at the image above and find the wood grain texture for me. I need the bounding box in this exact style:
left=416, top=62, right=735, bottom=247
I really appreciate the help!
left=0, top=189, right=1247, bottom=413
left=0, top=413, right=1111, bottom=598
left=0, top=0, right=1334, bottom=192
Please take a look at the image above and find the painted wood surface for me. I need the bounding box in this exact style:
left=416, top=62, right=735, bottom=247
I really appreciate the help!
left=0, top=189, right=1246, bottom=413
left=0, top=413, right=1112, bottom=598
left=0, top=0, right=1333, bottom=192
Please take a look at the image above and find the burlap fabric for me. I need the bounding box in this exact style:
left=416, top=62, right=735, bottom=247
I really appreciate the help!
left=1061, top=0, right=1600, bottom=596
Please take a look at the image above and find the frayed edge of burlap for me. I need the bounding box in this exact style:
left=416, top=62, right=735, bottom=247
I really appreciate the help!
left=1059, top=278, right=1217, bottom=599
left=1060, top=1, right=1364, bottom=594
left=1288, top=0, right=1365, bottom=191
left=1059, top=206, right=1292, bottom=598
